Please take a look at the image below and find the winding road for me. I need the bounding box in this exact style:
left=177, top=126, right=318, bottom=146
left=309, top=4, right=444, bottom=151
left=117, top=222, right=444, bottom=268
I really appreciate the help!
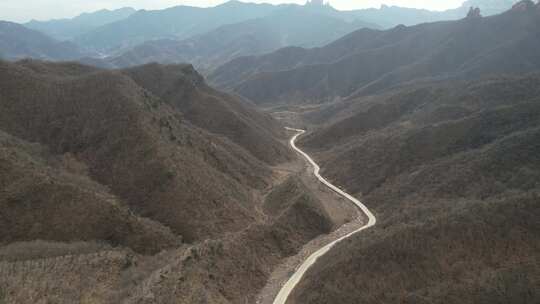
left=272, top=128, right=377, bottom=304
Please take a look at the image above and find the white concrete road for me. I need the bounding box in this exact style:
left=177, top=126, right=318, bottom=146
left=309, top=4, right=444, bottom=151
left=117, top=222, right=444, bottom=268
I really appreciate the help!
left=272, top=127, right=377, bottom=304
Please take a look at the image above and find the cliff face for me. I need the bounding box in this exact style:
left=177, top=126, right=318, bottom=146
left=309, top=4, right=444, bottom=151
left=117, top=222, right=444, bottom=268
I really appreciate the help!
left=466, top=7, right=482, bottom=18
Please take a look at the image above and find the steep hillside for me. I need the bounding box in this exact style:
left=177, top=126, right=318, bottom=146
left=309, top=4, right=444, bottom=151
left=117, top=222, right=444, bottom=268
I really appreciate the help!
left=209, top=27, right=385, bottom=89
left=0, top=130, right=179, bottom=254
left=0, top=60, right=277, bottom=243
left=289, top=192, right=540, bottom=304
left=301, top=74, right=540, bottom=194
left=213, top=2, right=540, bottom=105
left=123, top=176, right=334, bottom=304
left=285, top=73, right=540, bottom=303
left=0, top=176, right=337, bottom=304
left=302, top=74, right=540, bottom=152
left=0, top=21, right=84, bottom=61
left=0, top=59, right=351, bottom=304
left=25, top=7, right=135, bottom=40
left=109, top=5, right=377, bottom=71
left=122, top=63, right=290, bottom=165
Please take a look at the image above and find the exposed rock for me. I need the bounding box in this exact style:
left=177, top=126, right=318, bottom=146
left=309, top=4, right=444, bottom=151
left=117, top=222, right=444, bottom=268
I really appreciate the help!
left=512, top=0, right=536, bottom=11
left=467, top=6, right=482, bottom=18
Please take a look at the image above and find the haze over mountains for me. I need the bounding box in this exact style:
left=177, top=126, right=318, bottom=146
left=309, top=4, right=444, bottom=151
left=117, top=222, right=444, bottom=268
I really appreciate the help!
left=0, top=0, right=520, bottom=71
left=108, top=4, right=378, bottom=71
left=0, top=21, right=84, bottom=61
left=25, top=8, right=136, bottom=41
left=289, top=67, right=540, bottom=304
left=271, top=3, right=540, bottom=303
left=214, top=2, right=540, bottom=104
left=1, top=1, right=540, bottom=304
left=348, top=0, right=519, bottom=27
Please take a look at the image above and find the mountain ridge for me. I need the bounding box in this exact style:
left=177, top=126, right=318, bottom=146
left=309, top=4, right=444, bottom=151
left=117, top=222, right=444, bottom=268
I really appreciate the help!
left=213, top=3, right=540, bottom=105
left=25, top=7, right=136, bottom=40
left=0, top=21, right=85, bottom=61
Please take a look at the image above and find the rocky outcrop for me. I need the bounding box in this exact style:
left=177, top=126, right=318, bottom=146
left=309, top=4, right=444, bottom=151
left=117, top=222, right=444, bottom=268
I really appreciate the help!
left=467, top=6, right=482, bottom=18
left=512, top=0, right=536, bottom=11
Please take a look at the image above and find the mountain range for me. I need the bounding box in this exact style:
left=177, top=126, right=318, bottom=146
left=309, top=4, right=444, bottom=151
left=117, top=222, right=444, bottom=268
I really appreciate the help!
left=287, top=70, right=540, bottom=304
left=212, top=2, right=540, bottom=104
left=1, top=1, right=539, bottom=303
left=25, top=7, right=136, bottom=41
left=75, top=1, right=282, bottom=54
left=0, top=0, right=521, bottom=72
left=0, top=21, right=84, bottom=61
left=108, top=4, right=378, bottom=71
left=346, top=0, right=519, bottom=28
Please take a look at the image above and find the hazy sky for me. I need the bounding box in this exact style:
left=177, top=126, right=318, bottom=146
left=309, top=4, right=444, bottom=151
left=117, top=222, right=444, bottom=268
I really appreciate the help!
left=1, top=0, right=465, bottom=23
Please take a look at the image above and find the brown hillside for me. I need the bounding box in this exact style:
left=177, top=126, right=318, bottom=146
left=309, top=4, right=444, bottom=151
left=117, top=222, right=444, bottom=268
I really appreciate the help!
left=0, top=130, right=178, bottom=254
left=286, top=73, right=540, bottom=303
left=301, top=74, right=540, bottom=195
left=124, top=176, right=334, bottom=304
left=289, top=192, right=540, bottom=304
left=123, top=63, right=291, bottom=165
left=0, top=60, right=274, bottom=243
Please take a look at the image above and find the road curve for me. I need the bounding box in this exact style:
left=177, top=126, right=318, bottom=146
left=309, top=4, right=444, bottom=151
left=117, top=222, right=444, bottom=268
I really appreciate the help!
left=272, top=127, right=377, bottom=304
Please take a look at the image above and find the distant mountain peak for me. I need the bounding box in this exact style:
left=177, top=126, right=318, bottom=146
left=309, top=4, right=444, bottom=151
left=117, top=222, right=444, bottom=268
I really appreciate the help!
left=467, top=6, right=482, bottom=18
left=511, top=0, right=536, bottom=11
left=460, top=0, right=524, bottom=14
left=305, top=0, right=329, bottom=7
left=219, top=0, right=242, bottom=7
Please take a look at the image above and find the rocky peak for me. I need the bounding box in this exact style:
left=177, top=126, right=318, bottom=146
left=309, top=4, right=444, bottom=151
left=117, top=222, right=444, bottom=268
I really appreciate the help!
left=511, top=0, right=536, bottom=11
left=179, top=64, right=205, bottom=87
left=467, top=6, right=482, bottom=18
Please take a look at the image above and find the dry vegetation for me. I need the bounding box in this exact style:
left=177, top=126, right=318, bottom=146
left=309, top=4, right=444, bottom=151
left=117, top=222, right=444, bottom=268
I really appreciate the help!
left=122, top=176, right=334, bottom=304
left=0, top=59, right=279, bottom=244
left=285, top=74, right=540, bottom=303
left=123, top=63, right=291, bottom=166
left=0, top=59, right=342, bottom=303
left=2, top=4, right=540, bottom=303
left=289, top=193, right=540, bottom=304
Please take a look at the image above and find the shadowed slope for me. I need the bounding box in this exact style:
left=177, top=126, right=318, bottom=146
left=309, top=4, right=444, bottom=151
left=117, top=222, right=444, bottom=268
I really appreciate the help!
left=0, top=60, right=275, bottom=243
left=123, top=63, right=291, bottom=165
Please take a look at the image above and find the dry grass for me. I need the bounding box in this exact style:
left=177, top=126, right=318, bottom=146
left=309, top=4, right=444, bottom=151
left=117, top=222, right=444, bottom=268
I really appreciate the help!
left=287, top=74, right=540, bottom=303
